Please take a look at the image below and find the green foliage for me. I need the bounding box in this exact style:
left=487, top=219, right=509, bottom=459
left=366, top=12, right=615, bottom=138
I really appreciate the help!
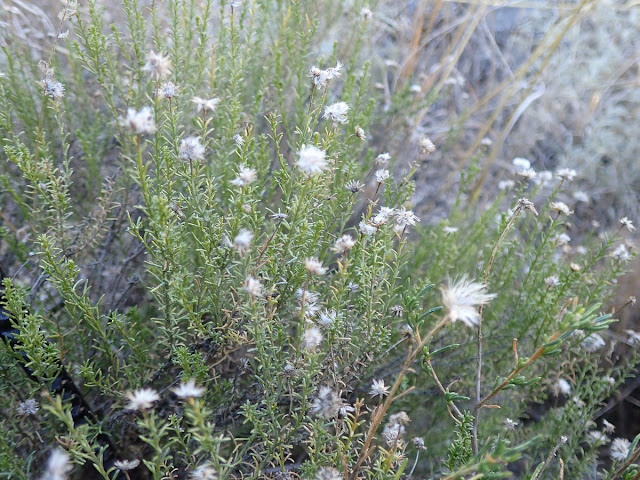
left=0, top=1, right=638, bottom=479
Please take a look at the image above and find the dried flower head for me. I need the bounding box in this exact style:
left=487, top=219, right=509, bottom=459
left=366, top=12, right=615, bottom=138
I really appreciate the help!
left=581, top=333, right=605, bottom=353
left=303, top=326, right=323, bottom=351
left=316, top=467, right=341, bottom=480
left=173, top=379, right=205, bottom=399
left=419, top=137, right=436, bottom=154
left=143, top=50, right=171, bottom=79
left=308, top=61, right=343, bottom=88
left=359, top=221, right=377, bottom=236
left=587, top=430, right=609, bottom=445
left=179, top=136, right=205, bottom=163
left=304, top=257, right=327, bottom=276
left=323, top=101, right=350, bottom=124
left=318, top=309, right=337, bottom=327
left=360, top=7, right=373, bottom=20
left=38, top=77, right=65, bottom=100
left=552, top=378, right=572, bottom=397
left=555, top=168, right=577, bottom=182
left=119, top=107, right=156, bottom=135
left=42, top=448, right=72, bottom=480
left=192, top=96, right=220, bottom=113
left=125, top=388, right=160, bottom=410
left=573, top=191, right=590, bottom=203
left=395, top=206, right=420, bottom=227
left=441, top=276, right=496, bottom=328
left=550, top=202, right=573, bottom=216
left=114, top=459, right=140, bottom=471
left=233, top=229, right=253, bottom=255
left=611, top=438, right=631, bottom=461
left=371, top=207, right=395, bottom=226
left=375, top=169, right=390, bottom=183
left=611, top=244, right=631, bottom=262
left=230, top=165, right=258, bottom=187
left=17, top=399, right=39, bottom=416
left=310, top=386, right=341, bottom=418
left=355, top=125, right=366, bottom=140
left=603, top=419, right=616, bottom=434
left=297, top=144, right=328, bottom=175
left=189, top=463, right=218, bottom=480
left=545, top=276, right=560, bottom=288
left=243, top=276, right=263, bottom=298
left=376, top=152, right=391, bottom=166
left=157, top=82, right=180, bottom=99
left=58, top=0, right=78, bottom=19
left=332, top=234, right=356, bottom=254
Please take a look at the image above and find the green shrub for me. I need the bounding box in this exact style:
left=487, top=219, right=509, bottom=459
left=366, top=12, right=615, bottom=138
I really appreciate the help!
left=0, top=1, right=638, bottom=479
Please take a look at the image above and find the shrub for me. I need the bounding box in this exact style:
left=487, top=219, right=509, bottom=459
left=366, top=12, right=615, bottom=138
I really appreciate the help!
left=0, top=1, right=638, bottom=479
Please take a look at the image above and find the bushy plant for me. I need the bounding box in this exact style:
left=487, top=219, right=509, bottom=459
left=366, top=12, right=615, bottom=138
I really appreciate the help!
left=0, top=1, right=639, bottom=479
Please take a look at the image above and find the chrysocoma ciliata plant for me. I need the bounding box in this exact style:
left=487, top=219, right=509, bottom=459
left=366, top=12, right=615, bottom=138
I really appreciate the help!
left=0, top=1, right=638, bottom=479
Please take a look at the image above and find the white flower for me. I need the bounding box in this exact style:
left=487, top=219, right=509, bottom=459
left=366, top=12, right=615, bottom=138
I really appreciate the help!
left=230, top=165, right=257, bottom=187
left=534, top=170, right=553, bottom=187
left=192, top=96, right=220, bottom=113
left=441, top=276, right=497, bottom=328
left=443, top=226, right=458, bottom=234
left=587, top=430, right=609, bottom=445
left=504, top=418, right=518, bottom=430
left=550, top=202, right=573, bottom=216
left=345, top=180, right=364, bottom=193
left=611, top=244, right=631, bottom=262
left=581, top=333, right=605, bottom=353
left=119, top=107, right=156, bottom=135
left=42, top=448, right=72, bottom=479
left=38, top=77, right=65, bottom=100
left=304, top=257, right=327, bottom=276
left=114, top=459, right=140, bottom=471
left=17, top=399, right=39, bottom=416
left=297, top=144, right=328, bottom=175
left=125, top=388, right=160, bottom=410
left=498, top=180, right=515, bottom=190
left=316, top=467, right=341, bottom=480
left=372, top=207, right=395, bottom=226
left=620, top=217, right=636, bottom=232
left=419, top=137, right=436, bottom=154
left=573, top=191, right=590, bottom=203
left=610, top=438, right=631, bottom=461
left=143, top=50, right=171, bottom=79
left=555, top=168, right=577, bottom=182
left=303, top=326, right=323, bottom=351
left=173, top=379, right=205, bottom=399
left=332, top=234, right=356, bottom=254
left=512, top=157, right=531, bottom=170
left=553, top=378, right=572, bottom=396
left=323, top=101, right=350, bottom=124
left=189, top=463, right=218, bottom=480
left=233, top=229, right=253, bottom=255
left=179, top=136, right=205, bottom=163
left=375, top=169, right=390, bottom=183
left=555, top=233, right=571, bottom=246
left=243, top=276, right=263, bottom=298
left=359, top=221, right=377, bottom=236
left=360, top=7, right=373, bottom=20
left=517, top=168, right=537, bottom=179
left=395, top=207, right=420, bottom=227
left=545, top=276, right=560, bottom=288
left=369, top=379, right=390, bottom=398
